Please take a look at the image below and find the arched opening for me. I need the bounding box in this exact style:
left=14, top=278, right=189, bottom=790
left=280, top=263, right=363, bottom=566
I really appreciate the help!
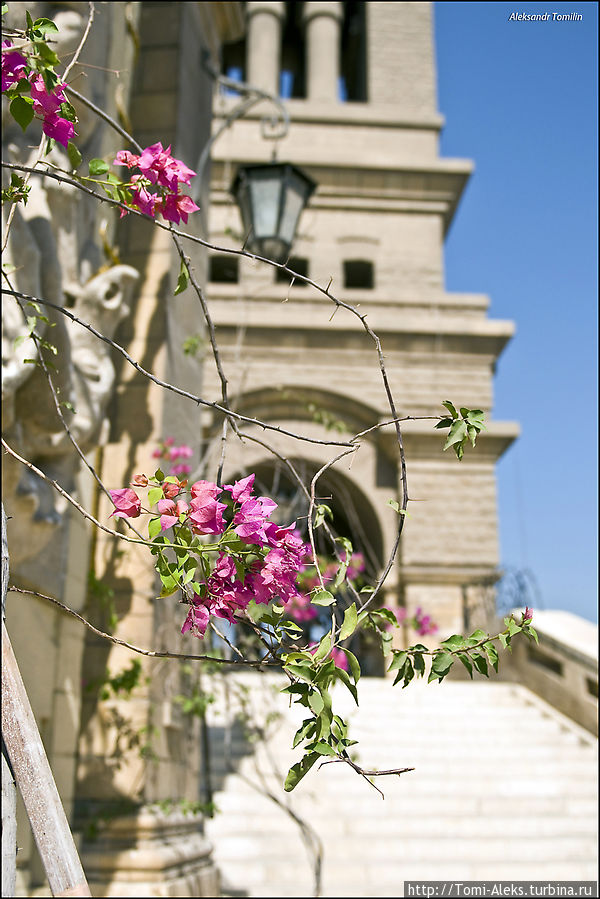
left=231, top=457, right=388, bottom=676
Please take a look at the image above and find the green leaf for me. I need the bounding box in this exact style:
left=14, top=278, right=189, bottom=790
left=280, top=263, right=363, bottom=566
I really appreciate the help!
left=10, top=96, right=34, bottom=132
left=370, top=608, right=399, bottom=627
left=443, top=419, right=467, bottom=451
left=441, top=400, right=458, bottom=418
left=314, top=503, right=333, bottom=528
left=333, top=560, right=348, bottom=589
left=67, top=141, right=82, bottom=171
left=457, top=652, right=473, bottom=679
left=312, top=741, right=337, bottom=756
left=292, top=718, right=316, bottom=749
left=483, top=641, right=499, bottom=673
left=344, top=649, right=361, bottom=684
left=37, top=42, right=59, bottom=65
left=89, top=158, right=110, bottom=176
left=428, top=651, right=454, bottom=683
left=313, top=632, right=333, bottom=663
left=467, top=425, right=478, bottom=447
left=335, top=666, right=359, bottom=705
left=281, top=683, right=309, bottom=697
left=507, top=618, right=521, bottom=637
left=434, top=418, right=453, bottom=429
left=158, top=575, right=179, bottom=597
left=284, top=751, right=319, bottom=791
left=399, top=659, right=414, bottom=689
left=339, top=603, right=358, bottom=641
left=148, top=486, right=163, bottom=507
left=465, top=409, right=485, bottom=426
left=32, top=17, right=59, bottom=33
left=524, top=625, right=539, bottom=644
left=285, top=664, right=315, bottom=683
left=467, top=628, right=488, bottom=644
left=174, top=259, right=189, bottom=296
left=471, top=652, right=489, bottom=677
left=308, top=690, right=324, bottom=715
left=88, top=159, right=108, bottom=177
left=148, top=517, right=162, bottom=539
left=388, top=650, right=408, bottom=672
left=441, top=634, right=467, bottom=651
left=312, top=589, right=335, bottom=606
left=413, top=652, right=425, bottom=677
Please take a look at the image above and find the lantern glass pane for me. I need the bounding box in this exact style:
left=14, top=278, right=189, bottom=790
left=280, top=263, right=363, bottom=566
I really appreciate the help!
left=248, top=171, right=282, bottom=238
left=279, top=177, right=305, bottom=245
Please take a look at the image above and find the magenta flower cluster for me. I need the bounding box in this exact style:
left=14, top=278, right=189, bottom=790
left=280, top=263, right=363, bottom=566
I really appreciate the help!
left=152, top=437, right=193, bottom=477
left=109, top=473, right=310, bottom=639
left=2, top=42, right=76, bottom=147
left=394, top=606, right=438, bottom=637
left=113, top=143, right=200, bottom=225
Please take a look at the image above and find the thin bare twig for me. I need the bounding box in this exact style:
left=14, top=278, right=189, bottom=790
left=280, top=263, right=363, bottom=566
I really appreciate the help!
left=8, top=586, right=275, bottom=668
left=61, top=2, right=95, bottom=82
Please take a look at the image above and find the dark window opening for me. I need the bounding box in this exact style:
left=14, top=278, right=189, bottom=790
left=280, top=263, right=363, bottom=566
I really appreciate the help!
left=280, top=1, right=306, bottom=99
left=527, top=646, right=564, bottom=677
left=343, top=259, right=374, bottom=289
left=221, top=36, right=246, bottom=94
left=275, top=256, right=309, bottom=285
left=586, top=677, right=598, bottom=698
left=209, top=254, right=239, bottom=284
left=340, top=1, right=368, bottom=102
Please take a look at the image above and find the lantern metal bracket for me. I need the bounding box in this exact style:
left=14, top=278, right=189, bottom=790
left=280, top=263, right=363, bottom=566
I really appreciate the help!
left=194, top=54, right=291, bottom=197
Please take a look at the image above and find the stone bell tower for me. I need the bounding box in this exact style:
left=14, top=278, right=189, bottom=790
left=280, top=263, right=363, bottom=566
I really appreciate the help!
left=203, top=1, right=519, bottom=641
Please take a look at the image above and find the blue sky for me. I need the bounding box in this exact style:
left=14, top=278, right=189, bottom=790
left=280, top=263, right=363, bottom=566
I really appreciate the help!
left=433, top=3, right=598, bottom=622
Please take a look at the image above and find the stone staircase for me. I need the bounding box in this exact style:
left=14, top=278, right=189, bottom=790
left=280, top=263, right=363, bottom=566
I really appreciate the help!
left=203, top=672, right=598, bottom=898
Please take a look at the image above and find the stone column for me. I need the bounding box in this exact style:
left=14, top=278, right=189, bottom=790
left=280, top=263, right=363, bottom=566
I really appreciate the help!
left=303, top=1, right=343, bottom=103
left=246, top=1, right=285, bottom=95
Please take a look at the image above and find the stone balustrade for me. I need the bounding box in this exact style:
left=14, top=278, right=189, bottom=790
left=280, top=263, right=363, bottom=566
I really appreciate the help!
left=505, top=609, right=598, bottom=735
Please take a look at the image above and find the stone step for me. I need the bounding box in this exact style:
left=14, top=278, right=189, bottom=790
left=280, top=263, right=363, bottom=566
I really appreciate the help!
left=217, top=859, right=600, bottom=899
left=205, top=676, right=598, bottom=897
left=213, top=834, right=598, bottom=863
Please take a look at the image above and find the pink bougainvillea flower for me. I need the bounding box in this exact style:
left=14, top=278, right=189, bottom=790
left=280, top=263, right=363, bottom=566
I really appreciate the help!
left=41, top=111, right=76, bottom=148
left=166, top=155, right=196, bottom=187
left=413, top=606, right=438, bottom=636
left=1, top=43, right=29, bottom=91
left=169, top=444, right=193, bottom=460
left=331, top=647, right=349, bottom=671
left=113, top=149, right=141, bottom=169
left=137, top=141, right=196, bottom=190
left=156, top=498, right=189, bottom=531
left=157, top=191, right=200, bottom=225
left=285, top=593, right=318, bottom=623
left=161, top=481, right=180, bottom=499
left=129, top=177, right=159, bottom=217
left=223, top=473, right=256, bottom=505
left=181, top=597, right=210, bottom=638
left=29, top=74, right=64, bottom=115
left=137, top=141, right=172, bottom=184
left=171, top=463, right=191, bottom=476
left=109, top=488, right=141, bottom=519
left=130, top=474, right=149, bottom=487
left=188, top=483, right=227, bottom=535
left=522, top=606, right=533, bottom=623
left=233, top=495, right=278, bottom=545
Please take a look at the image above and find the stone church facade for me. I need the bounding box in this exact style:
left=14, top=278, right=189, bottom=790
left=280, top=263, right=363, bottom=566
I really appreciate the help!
left=2, top=2, right=517, bottom=896
left=205, top=0, right=518, bottom=640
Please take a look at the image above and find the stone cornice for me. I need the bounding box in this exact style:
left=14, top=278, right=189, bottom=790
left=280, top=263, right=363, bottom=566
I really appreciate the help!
left=213, top=96, right=446, bottom=130
left=211, top=161, right=472, bottom=231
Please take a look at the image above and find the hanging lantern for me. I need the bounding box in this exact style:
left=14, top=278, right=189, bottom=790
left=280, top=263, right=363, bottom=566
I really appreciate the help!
left=230, top=162, right=316, bottom=264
